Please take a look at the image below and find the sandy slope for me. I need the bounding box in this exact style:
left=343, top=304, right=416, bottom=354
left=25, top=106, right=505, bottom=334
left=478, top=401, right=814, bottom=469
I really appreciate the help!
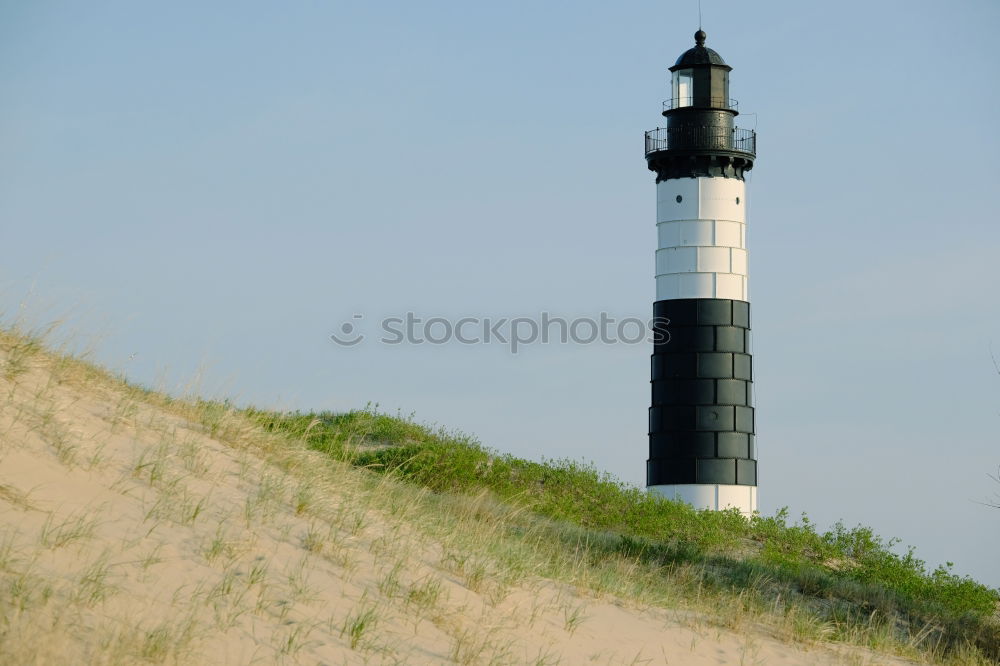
left=0, top=341, right=913, bottom=665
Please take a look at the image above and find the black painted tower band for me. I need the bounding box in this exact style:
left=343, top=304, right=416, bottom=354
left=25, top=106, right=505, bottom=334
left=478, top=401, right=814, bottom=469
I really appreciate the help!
left=648, top=298, right=755, bottom=486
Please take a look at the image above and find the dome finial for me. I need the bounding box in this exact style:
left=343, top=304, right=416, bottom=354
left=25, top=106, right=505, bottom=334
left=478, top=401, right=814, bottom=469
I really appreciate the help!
left=694, top=29, right=707, bottom=46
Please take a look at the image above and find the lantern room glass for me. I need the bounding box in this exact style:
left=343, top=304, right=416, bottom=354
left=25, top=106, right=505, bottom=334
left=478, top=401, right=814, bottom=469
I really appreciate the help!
left=672, top=69, right=693, bottom=108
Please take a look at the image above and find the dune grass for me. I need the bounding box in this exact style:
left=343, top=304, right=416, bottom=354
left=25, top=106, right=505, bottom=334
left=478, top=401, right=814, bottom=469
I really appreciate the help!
left=248, top=406, right=1000, bottom=664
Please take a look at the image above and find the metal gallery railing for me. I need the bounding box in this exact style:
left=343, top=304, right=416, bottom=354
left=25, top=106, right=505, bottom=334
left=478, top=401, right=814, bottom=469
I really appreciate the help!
left=662, top=96, right=738, bottom=112
left=644, top=126, right=756, bottom=156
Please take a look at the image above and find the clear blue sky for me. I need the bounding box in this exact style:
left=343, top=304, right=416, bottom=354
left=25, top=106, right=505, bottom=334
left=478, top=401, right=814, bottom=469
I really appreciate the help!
left=2, top=1, right=999, bottom=586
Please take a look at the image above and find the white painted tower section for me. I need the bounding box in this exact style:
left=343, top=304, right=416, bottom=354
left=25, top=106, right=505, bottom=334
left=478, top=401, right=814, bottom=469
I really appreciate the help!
left=654, top=177, right=747, bottom=301
left=649, top=176, right=757, bottom=515
left=650, top=484, right=757, bottom=514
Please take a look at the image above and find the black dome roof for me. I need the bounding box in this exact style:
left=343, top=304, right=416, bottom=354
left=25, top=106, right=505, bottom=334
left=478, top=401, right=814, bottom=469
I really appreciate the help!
left=674, top=46, right=727, bottom=67
left=669, top=30, right=731, bottom=71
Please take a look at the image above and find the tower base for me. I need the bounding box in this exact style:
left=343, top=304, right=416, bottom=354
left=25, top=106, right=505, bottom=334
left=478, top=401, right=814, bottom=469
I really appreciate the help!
left=649, top=484, right=757, bottom=515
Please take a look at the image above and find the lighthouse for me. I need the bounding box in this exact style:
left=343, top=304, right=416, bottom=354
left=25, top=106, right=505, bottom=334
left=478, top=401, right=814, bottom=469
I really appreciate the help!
left=645, top=30, right=758, bottom=514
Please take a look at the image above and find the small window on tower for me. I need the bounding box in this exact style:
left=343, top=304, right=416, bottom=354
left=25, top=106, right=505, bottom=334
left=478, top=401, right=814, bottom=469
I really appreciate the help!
left=672, top=69, right=694, bottom=108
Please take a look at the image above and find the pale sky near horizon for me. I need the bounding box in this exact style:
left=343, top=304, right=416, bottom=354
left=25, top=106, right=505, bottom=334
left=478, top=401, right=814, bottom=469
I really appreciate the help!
left=2, top=1, right=999, bottom=586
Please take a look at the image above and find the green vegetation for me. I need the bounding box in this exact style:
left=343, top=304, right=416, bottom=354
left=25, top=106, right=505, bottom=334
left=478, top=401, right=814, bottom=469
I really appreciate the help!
left=249, top=406, right=1000, bottom=663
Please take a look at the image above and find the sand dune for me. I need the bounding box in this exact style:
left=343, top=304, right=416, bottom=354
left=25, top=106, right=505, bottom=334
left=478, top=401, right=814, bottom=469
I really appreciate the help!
left=0, top=335, right=914, bottom=664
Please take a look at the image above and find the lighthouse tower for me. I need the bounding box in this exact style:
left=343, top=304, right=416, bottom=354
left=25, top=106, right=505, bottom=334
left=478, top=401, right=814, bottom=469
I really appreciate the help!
left=645, top=30, right=758, bottom=513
